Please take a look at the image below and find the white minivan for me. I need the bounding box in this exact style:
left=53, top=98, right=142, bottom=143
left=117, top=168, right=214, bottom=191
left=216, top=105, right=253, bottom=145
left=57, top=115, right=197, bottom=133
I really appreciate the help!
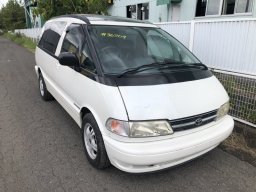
left=35, top=15, right=234, bottom=173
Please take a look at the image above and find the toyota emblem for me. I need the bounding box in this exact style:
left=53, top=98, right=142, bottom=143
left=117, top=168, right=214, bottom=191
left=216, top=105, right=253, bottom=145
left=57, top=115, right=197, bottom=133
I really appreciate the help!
left=195, top=118, right=203, bottom=126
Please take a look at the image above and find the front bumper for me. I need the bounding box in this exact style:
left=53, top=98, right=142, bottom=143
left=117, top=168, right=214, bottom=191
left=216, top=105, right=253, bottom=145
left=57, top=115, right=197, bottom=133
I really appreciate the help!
left=103, top=115, right=234, bottom=173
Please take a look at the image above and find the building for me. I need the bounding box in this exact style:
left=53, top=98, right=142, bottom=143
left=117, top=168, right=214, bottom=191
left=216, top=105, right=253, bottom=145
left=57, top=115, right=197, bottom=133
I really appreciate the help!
left=108, top=0, right=256, bottom=22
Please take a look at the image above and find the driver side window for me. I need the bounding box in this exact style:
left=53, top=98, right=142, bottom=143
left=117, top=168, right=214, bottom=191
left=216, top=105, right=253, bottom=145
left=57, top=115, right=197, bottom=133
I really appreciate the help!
left=61, top=24, right=83, bottom=58
left=61, top=24, right=95, bottom=73
left=80, top=41, right=95, bottom=73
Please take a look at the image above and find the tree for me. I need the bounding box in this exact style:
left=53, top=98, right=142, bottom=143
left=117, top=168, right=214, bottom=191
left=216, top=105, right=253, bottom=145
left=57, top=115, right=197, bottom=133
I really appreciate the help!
left=34, top=0, right=109, bottom=21
left=0, top=0, right=26, bottom=31
left=87, top=0, right=109, bottom=15
left=0, top=10, right=3, bottom=30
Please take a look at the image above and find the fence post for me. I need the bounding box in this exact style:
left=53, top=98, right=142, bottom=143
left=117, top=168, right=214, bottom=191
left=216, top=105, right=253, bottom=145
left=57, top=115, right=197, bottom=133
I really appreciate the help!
left=189, top=20, right=195, bottom=51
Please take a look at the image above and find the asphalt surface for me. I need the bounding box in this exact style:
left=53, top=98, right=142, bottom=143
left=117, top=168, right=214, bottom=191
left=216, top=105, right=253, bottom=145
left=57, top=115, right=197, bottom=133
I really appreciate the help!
left=0, top=37, right=255, bottom=192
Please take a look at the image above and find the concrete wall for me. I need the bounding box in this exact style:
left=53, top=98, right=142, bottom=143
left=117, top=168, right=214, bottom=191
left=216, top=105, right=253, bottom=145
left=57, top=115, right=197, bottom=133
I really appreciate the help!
left=179, top=0, right=197, bottom=21
left=108, top=0, right=199, bottom=22
left=108, top=0, right=256, bottom=22
left=108, top=0, right=169, bottom=22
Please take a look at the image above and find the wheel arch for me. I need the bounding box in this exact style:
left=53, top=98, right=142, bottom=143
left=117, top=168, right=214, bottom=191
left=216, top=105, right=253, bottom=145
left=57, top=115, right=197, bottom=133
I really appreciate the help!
left=81, top=107, right=92, bottom=121
left=35, top=65, right=41, bottom=78
left=79, top=106, right=106, bottom=134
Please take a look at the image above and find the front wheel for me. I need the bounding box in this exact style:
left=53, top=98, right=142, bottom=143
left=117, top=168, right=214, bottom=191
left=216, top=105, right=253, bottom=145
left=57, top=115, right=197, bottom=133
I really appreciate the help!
left=38, top=73, right=54, bottom=101
left=82, top=113, right=110, bottom=169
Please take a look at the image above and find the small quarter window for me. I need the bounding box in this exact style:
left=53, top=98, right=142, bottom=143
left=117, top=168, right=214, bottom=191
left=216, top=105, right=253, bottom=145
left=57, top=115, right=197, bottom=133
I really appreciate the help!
left=222, top=0, right=236, bottom=14
left=127, top=3, right=149, bottom=20
left=137, top=3, right=149, bottom=20
left=196, top=0, right=253, bottom=17
left=196, top=0, right=207, bottom=17
left=126, top=5, right=137, bottom=19
left=235, top=0, right=253, bottom=13
left=206, top=0, right=222, bottom=15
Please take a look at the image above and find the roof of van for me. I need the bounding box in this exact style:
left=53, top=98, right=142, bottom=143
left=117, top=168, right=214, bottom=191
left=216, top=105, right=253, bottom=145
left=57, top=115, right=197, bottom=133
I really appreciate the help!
left=52, top=14, right=158, bottom=28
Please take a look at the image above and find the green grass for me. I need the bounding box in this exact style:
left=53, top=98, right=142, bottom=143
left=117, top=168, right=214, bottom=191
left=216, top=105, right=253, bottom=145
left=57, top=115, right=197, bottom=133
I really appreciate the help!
left=3, top=32, right=37, bottom=52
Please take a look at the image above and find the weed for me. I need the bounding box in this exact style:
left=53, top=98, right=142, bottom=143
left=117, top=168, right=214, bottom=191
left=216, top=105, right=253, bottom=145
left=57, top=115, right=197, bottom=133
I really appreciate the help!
left=3, top=32, right=36, bottom=52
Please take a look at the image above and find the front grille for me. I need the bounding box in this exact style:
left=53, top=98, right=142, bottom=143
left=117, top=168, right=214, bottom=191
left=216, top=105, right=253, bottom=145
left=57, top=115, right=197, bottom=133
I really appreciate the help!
left=170, top=110, right=218, bottom=132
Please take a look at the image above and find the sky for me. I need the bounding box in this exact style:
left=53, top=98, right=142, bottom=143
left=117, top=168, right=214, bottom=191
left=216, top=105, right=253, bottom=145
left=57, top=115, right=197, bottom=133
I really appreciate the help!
left=0, top=0, right=8, bottom=7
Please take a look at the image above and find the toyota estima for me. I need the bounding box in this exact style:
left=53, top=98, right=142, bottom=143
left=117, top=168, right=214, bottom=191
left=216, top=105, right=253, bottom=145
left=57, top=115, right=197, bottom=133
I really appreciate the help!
left=35, top=15, right=234, bottom=173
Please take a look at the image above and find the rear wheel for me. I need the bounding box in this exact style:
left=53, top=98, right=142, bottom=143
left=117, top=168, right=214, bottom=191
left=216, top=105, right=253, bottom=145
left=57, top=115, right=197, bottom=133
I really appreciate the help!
left=82, top=113, right=110, bottom=169
left=38, top=73, right=54, bottom=101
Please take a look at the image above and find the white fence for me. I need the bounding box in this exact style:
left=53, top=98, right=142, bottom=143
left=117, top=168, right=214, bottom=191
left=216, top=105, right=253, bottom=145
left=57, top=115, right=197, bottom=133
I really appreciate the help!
left=15, top=28, right=42, bottom=42
left=157, top=18, right=256, bottom=77
left=158, top=21, right=191, bottom=48
left=15, top=18, right=256, bottom=76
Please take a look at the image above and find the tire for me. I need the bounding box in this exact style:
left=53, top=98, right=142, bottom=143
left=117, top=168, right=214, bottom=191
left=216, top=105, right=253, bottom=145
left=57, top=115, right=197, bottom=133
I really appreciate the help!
left=82, top=113, right=110, bottom=169
left=38, top=73, right=54, bottom=101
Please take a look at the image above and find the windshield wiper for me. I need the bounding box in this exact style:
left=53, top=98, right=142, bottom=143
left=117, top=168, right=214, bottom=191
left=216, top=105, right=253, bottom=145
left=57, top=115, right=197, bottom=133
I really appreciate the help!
left=117, top=62, right=207, bottom=78
left=117, top=62, right=167, bottom=77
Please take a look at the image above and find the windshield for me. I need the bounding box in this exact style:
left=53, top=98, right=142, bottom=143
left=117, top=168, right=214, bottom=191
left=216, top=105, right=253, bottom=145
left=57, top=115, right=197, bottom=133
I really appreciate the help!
left=89, top=25, right=201, bottom=75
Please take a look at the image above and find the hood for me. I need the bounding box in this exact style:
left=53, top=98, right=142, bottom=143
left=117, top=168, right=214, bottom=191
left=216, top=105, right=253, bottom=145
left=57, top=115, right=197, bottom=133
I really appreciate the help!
left=118, top=76, right=229, bottom=120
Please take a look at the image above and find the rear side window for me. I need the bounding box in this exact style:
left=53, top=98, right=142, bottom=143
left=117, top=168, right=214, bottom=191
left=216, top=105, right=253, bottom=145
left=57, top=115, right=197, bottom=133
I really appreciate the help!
left=39, top=21, right=67, bottom=55
left=38, top=29, right=60, bottom=54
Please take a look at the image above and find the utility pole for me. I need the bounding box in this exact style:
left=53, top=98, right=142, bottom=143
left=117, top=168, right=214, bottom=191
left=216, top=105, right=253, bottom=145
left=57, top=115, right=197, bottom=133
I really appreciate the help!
left=24, top=0, right=32, bottom=28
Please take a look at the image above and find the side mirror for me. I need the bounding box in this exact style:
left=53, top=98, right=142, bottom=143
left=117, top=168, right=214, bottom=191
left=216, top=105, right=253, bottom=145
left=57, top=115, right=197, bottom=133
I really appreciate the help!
left=58, top=52, right=79, bottom=67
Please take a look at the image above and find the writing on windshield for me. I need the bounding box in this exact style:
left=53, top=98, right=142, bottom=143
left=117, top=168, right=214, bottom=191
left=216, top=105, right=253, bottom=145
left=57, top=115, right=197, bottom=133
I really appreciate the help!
left=101, top=32, right=127, bottom=40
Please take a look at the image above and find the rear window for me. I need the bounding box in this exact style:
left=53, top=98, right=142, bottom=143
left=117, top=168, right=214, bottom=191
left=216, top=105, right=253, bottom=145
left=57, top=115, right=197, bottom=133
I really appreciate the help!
left=38, top=21, right=67, bottom=55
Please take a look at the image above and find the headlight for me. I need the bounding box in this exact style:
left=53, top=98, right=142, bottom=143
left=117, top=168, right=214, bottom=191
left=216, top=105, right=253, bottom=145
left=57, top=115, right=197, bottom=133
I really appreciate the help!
left=216, top=102, right=230, bottom=121
left=106, top=119, right=173, bottom=138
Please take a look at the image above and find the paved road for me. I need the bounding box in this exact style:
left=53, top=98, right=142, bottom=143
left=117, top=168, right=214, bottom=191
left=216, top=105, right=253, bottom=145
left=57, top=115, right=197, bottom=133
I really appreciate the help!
left=0, top=37, right=255, bottom=192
